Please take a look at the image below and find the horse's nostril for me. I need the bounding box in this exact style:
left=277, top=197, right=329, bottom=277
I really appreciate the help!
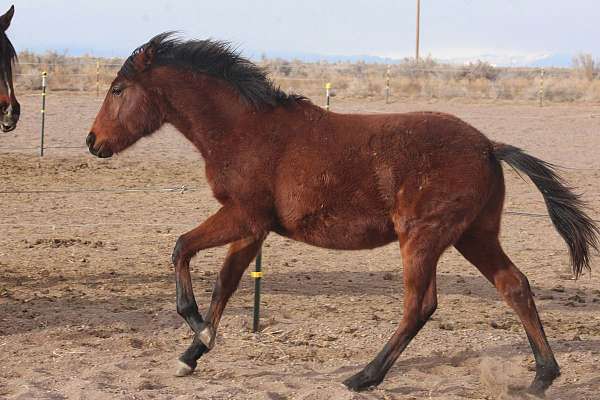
left=86, top=132, right=96, bottom=148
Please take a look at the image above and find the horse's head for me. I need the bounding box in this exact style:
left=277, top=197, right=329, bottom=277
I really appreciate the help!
left=0, top=5, right=19, bottom=133
left=87, top=36, right=165, bottom=158
left=88, top=32, right=298, bottom=157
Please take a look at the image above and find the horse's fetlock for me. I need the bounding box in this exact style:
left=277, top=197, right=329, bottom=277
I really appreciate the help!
left=422, top=300, right=437, bottom=320
left=537, top=361, right=560, bottom=380
left=177, top=302, right=198, bottom=318
left=198, top=322, right=216, bottom=349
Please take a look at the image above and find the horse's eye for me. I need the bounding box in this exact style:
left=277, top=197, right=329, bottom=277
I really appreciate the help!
left=111, top=86, right=123, bottom=96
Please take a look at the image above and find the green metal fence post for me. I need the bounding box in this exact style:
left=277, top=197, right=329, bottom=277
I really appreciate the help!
left=40, top=71, right=47, bottom=157
left=252, top=248, right=263, bottom=332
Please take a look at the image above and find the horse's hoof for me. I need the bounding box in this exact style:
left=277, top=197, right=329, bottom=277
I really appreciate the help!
left=198, top=323, right=216, bottom=350
left=526, top=386, right=546, bottom=398
left=527, top=368, right=560, bottom=397
left=174, top=360, right=195, bottom=377
left=527, top=380, right=550, bottom=398
left=342, top=370, right=381, bottom=392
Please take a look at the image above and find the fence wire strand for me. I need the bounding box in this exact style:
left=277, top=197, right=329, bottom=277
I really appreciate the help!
left=1, top=182, right=598, bottom=229
left=1, top=209, right=597, bottom=230
left=0, top=185, right=198, bottom=195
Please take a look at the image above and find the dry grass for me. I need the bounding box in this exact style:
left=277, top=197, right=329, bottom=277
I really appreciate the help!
left=13, top=51, right=600, bottom=104
left=16, top=51, right=121, bottom=92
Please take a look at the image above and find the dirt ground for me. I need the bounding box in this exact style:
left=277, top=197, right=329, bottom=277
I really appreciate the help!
left=1, top=93, right=600, bottom=400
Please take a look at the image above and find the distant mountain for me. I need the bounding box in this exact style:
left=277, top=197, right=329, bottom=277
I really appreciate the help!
left=253, top=50, right=403, bottom=64
left=27, top=45, right=577, bottom=68
left=526, top=54, right=573, bottom=68
left=254, top=50, right=576, bottom=68
left=438, top=53, right=574, bottom=68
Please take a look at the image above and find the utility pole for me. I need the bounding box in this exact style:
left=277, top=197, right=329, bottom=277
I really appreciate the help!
left=415, top=0, right=421, bottom=63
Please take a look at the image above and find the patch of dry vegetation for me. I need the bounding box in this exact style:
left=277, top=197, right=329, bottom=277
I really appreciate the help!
left=16, top=51, right=121, bottom=92
left=13, top=51, right=600, bottom=103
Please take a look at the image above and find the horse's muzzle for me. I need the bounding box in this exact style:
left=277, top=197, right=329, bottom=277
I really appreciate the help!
left=0, top=121, right=16, bottom=132
left=86, top=132, right=114, bottom=158
left=0, top=103, right=20, bottom=133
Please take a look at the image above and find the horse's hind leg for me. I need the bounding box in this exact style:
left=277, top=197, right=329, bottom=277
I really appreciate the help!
left=176, top=236, right=263, bottom=376
left=343, top=226, right=446, bottom=391
left=455, top=224, right=560, bottom=396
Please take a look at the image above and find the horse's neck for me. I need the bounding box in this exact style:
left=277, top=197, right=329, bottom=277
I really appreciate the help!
left=163, top=80, right=324, bottom=203
left=164, top=79, right=249, bottom=161
left=164, top=78, right=321, bottom=166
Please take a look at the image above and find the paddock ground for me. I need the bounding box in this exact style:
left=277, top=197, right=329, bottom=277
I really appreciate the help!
left=1, top=94, right=600, bottom=399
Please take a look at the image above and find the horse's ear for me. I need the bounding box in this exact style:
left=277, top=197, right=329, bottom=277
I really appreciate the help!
left=131, top=42, right=156, bottom=73
left=0, top=5, right=14, bottom=31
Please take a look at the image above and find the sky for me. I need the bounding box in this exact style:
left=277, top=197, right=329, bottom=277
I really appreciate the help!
left=6, top=1, right=600, bottom=65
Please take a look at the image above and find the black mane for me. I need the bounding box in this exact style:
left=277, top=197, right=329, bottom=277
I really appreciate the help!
left=120, top=32, right=305, bottom=108
left=0, top=31, right=17, bottom=76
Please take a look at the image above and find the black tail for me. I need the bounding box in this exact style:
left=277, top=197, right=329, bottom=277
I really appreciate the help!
left=493, top=142, right=599, bottom=278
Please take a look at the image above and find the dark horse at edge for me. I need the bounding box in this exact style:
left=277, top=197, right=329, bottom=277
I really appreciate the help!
left=0, top=5, right=19, bottom=133
left=86, top=33, right=599, bottom=395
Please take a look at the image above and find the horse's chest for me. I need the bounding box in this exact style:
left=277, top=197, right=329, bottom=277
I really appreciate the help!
left=206, top=166, right=259, bottom=205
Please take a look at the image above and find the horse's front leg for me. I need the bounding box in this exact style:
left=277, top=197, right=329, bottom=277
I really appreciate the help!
left=170, top=206, right=262, bottom=376
left=176, top=236, right=264, bottom=376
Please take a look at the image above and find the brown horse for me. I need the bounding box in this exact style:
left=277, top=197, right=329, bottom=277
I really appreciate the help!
left=86, top=33, right=599, bottom=395
left=0, top=5, right=18, bottom=133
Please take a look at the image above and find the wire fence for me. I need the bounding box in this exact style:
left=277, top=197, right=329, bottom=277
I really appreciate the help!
left=3, top=65, right=600, bottom=168
left=0, top=56, right=600, bottom=155
left=2, top=60, right=600, bottom=163
left=12, top=58, right=600, bottom=102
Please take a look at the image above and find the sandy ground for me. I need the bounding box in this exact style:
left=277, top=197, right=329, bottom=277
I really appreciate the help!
left=1, top=93, right=600, bottom=400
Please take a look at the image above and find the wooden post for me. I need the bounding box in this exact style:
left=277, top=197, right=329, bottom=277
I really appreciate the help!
left=96, top=61, right=100, bottom=97
left=539, top=68, right=544, bottom=107
left=416, top=0, right=421, bottom=63
left=385, top=65, right=391, bottom=104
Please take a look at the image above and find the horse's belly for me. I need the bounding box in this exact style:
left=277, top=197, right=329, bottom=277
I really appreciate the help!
left=274, top=212, right=397, bottom=250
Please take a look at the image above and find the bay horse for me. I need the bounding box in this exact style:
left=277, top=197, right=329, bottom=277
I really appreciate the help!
left=0, top=5, right=18, bottom=133
left=86, top=33, right=599, bottom=395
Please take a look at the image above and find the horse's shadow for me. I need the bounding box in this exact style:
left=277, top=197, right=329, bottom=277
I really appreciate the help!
left=1, top=268, right=598, bottom=335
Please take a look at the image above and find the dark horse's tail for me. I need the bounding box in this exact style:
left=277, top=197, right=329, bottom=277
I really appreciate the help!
left=493, top=142, right=599, bottom=278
